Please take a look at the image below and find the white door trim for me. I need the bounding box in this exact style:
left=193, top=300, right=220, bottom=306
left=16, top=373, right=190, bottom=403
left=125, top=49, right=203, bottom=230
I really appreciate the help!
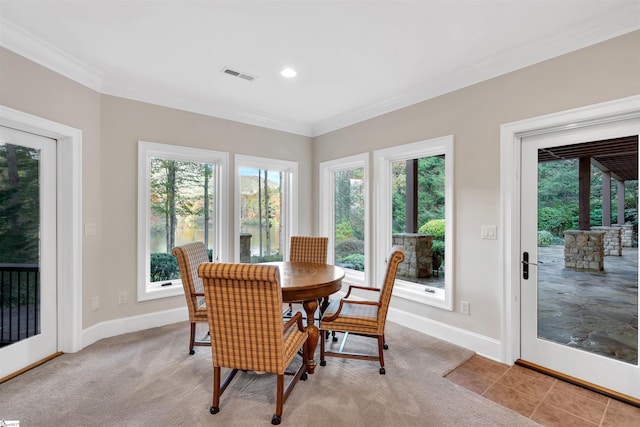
left=499, top=95, right=640, bottom=365
left=0, top=105, right=83, bottom=353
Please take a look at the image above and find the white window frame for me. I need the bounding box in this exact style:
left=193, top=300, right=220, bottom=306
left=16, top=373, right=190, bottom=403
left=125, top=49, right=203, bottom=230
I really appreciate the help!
left=319, top=153, right=370, bottom=285
left=137, top=140, right=229, bottom=301
left=374, top=135, right=454, bottom=310
left=234, top=154, right=298, bottom=262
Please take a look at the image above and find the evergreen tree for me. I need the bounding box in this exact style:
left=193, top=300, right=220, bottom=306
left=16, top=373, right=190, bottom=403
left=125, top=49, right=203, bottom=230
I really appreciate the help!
left=0, top=144, right=40, bottom=264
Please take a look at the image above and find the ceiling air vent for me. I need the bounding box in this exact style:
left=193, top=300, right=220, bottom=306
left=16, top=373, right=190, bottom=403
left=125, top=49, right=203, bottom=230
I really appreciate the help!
left=221, top=67, right=256, bottom=82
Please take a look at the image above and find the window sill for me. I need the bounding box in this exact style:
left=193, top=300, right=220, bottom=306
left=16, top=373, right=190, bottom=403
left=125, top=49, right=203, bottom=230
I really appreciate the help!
left=392, top=280, right=452, bottom=311
left=342, top=268, right=365, bottom=285
left=138, top=281, right=184, bottom=302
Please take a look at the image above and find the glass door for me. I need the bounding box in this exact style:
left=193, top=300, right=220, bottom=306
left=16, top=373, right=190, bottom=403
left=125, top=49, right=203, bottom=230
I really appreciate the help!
left=520, top=120, right=640, bottom=399
left=0, top=126, right=57, bottom=379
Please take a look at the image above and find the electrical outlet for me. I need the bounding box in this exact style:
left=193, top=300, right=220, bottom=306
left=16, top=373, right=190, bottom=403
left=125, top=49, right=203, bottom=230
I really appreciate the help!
left=91, top=296, right=100, bottom=311
left=460, top=300, right=470, bottom=315
left=84, top=223, right=97, bottom=236
left=118, top=291, right=127, bottom=305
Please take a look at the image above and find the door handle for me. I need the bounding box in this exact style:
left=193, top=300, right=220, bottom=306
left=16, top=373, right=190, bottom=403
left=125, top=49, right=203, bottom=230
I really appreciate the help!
left=521, top=252, right=537, bottom=280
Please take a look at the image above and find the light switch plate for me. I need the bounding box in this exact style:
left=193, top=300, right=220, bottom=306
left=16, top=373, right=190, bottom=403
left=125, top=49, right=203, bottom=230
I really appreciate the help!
left=481, top=225, right=497, bottom=240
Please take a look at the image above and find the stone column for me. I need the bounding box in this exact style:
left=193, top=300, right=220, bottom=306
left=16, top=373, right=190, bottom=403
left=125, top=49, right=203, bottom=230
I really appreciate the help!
left=591, top=226, right=622, bottom=256
left=615, top=223, right=635, bottom=247
left=564, top=230, right=605, bottom=271
left=240, top=233, right=252, bottom=263
left=392, top=233, right=433, bottom=278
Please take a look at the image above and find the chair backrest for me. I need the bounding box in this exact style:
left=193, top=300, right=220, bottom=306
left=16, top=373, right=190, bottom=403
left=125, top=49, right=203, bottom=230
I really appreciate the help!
left=289, top=236, right=328, bottom=264
left=377, top=246, right=405, bottom=328
left=172, top=242, right=210, bottom=316
left=198, top=263, right=286, bottom=374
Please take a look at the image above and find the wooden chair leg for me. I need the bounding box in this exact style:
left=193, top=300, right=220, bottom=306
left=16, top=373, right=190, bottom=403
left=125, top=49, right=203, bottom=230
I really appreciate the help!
left=320, top=328, right=326, bottom=366
left=189, top=322, right=196, bottom=355
left=320, top=296, right=330, bottom=313
left=272, top=374, right=284, bottom=425
left=377, top=335, right=386, bottom=375
left=210, top=366, right=221, bottom=414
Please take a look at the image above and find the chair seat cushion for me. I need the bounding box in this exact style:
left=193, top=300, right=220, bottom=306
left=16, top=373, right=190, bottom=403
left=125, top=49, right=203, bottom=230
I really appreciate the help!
left=320, top=299, right=379, bottom=335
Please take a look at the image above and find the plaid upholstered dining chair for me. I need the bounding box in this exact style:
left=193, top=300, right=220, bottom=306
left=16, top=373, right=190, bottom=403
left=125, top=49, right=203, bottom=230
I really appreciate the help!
left=319, top=246, right=405, bottom=374
left=289, top=235, right=328, bottom=264
left=198, top=262, right=309, bottom=425
left=171, top=241, right=211, bottom=355
left=287, top=236, right=329, bottom=315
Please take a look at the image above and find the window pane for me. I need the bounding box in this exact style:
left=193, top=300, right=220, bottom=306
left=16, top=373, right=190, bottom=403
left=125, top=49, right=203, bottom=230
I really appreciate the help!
left=149, top=158, right=215, bottom=282
left=334, top=167, right=365, bottom=273
left=239, top=168, right=284, bottom=263
left=0, top=143, right=41, bottom=344
left=392, top=155, right=445, bottom=289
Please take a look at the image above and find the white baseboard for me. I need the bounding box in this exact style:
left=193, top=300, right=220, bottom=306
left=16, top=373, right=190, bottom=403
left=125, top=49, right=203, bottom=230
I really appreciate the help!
left=387, top=306, right=503, bottom=362
left=81, top=307, right=189, bottom=349
left=78, top=303, right=503, bottom=363
left=338, top=287, right=504, bottom=362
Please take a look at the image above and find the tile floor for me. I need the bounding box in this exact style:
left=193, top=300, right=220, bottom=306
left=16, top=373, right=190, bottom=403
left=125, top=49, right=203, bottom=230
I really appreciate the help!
left=445, top=355, right=640, bottom=426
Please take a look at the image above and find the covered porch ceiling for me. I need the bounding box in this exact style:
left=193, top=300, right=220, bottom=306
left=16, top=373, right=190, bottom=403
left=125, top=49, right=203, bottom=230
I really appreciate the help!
left=538, top=135, right=639, bottom=181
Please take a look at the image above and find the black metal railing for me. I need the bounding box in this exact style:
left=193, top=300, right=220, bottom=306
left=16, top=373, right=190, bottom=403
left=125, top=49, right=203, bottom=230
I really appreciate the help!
left=0, top=263, right=40, bottom=346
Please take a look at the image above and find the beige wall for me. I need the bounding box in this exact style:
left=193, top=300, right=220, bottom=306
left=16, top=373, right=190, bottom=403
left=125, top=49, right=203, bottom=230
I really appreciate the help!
left=313, top=31, right=640, bottom=339
left=1, top=30, right=638, bottom=342
left=1, top=47, right=104, bottom=328
left=0, top=47, right=313, bottom=328
left=99, top=97, right=312, bottom=322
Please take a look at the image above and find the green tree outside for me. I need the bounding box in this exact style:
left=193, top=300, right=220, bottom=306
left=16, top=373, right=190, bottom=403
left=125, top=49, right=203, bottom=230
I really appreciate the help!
left=537, top=159, right=638, bottom=240
left=149, top=158, right=216, bottom=281
left=0, top=144, right=40, bottom=264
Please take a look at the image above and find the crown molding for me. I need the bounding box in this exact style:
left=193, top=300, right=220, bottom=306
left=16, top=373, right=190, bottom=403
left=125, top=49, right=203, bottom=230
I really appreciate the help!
left=312, top=16, right=640, bottom=137
left=0, top=18, right=311, bottom=136
left=100, top=78, right=314, bottom=137
left=0, top=17, right=104, bottom=92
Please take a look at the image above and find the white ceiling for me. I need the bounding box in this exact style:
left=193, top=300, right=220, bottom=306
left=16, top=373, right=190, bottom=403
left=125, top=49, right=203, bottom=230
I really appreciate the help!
left=1, top=1, right=639, bottom=136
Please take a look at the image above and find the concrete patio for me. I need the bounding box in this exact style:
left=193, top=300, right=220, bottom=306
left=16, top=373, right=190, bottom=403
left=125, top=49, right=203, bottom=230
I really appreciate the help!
left=538, top=244, right=638, bottom=365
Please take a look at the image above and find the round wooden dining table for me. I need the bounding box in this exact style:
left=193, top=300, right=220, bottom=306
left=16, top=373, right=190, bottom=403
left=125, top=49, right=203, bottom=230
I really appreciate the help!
left=266, top=261, right=344, bottom=374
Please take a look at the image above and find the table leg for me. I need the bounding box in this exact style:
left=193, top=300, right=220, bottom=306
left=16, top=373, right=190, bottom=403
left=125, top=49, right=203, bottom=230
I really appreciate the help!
left=302, top=299, right=319, bottom=374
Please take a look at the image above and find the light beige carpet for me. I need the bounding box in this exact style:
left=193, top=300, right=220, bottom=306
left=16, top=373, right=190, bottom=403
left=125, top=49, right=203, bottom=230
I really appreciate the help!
left=0, top=320, right=540, bottom=426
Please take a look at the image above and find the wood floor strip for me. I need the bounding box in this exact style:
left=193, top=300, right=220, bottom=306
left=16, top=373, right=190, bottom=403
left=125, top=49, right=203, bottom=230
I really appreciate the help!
left=0, top=352, right=63, bottom=384
left=516, top=358, right=640, bottom=408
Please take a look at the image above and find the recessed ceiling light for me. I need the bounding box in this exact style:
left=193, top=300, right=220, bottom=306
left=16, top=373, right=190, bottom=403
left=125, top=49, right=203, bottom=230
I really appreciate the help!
left=280, top=68, right=297, bottom=78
